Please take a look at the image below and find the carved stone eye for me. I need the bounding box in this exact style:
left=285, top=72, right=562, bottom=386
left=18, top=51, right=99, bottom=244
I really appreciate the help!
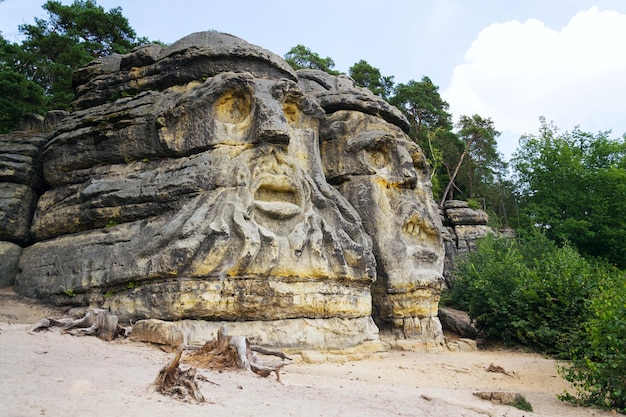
left=283, top=98, right=301, bottom=126
left=214, top=89, right=252, bottom=124
left=367, top=149, right=388, bottom=169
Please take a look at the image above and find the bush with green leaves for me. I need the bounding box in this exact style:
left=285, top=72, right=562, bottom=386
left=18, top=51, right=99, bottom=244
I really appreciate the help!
left=447, top=230, right=626, bottom=411
left=446, top=231, right=611, bottom=356
left=558, top=274, right=626, bottom=413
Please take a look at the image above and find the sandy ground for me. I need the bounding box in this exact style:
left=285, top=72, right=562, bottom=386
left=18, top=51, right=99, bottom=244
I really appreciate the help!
left=0, top=287, right=621, bottom=417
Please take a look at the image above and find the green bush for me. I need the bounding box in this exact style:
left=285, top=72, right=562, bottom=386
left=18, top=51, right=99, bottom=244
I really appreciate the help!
left=559, top=275, right=626, bottom=413
left=447, top=232, right=607, bottom=356
left=447, top=230, right=626, bottom=411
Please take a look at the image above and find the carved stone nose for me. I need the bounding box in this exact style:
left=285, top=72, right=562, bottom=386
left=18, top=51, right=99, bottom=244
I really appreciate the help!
left=258, top=128, right=290, bottom=144
left=255, top=99, right=291, bottom=145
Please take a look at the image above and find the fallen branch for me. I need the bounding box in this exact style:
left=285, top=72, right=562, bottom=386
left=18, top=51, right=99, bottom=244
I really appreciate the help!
left=31, top=308, right=127, bottom=341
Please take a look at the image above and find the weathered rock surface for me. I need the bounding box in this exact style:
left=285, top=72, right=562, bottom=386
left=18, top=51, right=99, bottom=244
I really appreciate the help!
left=438, top=307, right=478, bottom=339
left=0, top=242, right=22, bottom=287
left=0, top=132, right=48, bottom=243
left=11, top=32, right=448, bottom=352
left=15, top=32, right=380, bottom=351
left=441, top=200, right=494, bottom=287
left=298, top=70, right=445, bottom=345
left=130, top=316, right=387, bottom=354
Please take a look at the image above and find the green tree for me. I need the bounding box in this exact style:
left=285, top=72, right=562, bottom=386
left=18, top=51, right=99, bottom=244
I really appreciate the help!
left=0, top=35, right=47, bottom=133
left=284, top=44, right=339, bottom=75
left=448, top=232, right=613, bottom=356
left=512, top=118, right=626, bottom=268
left=559, top=274, right=626, bottom=412
left=440, top=115, right=505, bottom=207
left=348, top=59, right=394, bottom=99
left=389, top=76, right=452, bottom=142
left=17, top=0, right=147, bottom=110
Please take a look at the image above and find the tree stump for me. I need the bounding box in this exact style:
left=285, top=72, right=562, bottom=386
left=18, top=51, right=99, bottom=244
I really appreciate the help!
left=154, top=347, right=204, bottom=403
left=185, top=325, right=291, bottom=381
left=32, top=308, right=122, bottom=341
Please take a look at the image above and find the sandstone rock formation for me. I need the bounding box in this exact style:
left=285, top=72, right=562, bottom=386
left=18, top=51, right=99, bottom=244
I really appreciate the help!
left=298, top=70, right=445, bottom=347
left=14, top=32, right=379, bottom=351
left=0, top=111, right=68, bottom=286
left=6, top=32, right=447, bottom=352
left=441, top=200, right=493, bottom=288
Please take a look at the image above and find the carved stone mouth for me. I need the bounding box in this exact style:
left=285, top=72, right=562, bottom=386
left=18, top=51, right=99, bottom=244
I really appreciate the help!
left=253, top=174, right=301, bottom=218
left=402, top=214, right=432, bottom=240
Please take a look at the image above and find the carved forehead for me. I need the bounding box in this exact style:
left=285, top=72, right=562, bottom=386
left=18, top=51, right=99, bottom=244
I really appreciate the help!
left=321, top=110, right=427, bottom=168
left=73, top=31, right=297, bottom=110
left=178, top=72, right=322, bottom=116
left=322, top=110, right=412, bottom=146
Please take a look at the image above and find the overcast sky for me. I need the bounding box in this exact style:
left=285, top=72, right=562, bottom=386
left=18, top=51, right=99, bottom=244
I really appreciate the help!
left=2, top=0, right=625, bottom=159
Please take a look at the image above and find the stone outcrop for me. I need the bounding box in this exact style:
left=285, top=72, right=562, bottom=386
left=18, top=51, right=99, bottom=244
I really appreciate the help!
left=0, top=111, right=68, bottom=286
left=0, top=132, right=48, bottom=244
left=6, top=32, right=446, bottom=352
left=441, top=200, right=493, bottom=288
left=0, top=242, right=23, bottom=287
left=298, top=70, right=445, bottom=348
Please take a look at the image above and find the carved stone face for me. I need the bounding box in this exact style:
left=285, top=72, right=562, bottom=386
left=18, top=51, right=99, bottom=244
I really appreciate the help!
left=320, top=110, right=444, bottom=327
left=151, top=73, right=373, bottom=280
left=82, top=73, right=376, bottom=321
left=18, top=71, right=375, bottom=322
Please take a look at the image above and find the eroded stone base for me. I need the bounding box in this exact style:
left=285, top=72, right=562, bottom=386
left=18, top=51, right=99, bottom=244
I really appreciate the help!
left=130, top=316, right=388, bottom=355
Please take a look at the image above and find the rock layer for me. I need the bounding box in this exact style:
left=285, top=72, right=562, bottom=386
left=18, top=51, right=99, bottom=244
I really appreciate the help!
left=298, top=70, right=445, bottom=345
left=9, top=32, right=447, bottom=352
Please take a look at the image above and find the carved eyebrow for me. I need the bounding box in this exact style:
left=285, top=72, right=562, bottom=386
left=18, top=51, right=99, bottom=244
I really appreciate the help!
left=346, top=130, right=395, bottom=152
left=271, top=79, right=302, bottom=101
left=271, top=80, right=322, bottom=117
left=205, top=72, right=255, bottom=99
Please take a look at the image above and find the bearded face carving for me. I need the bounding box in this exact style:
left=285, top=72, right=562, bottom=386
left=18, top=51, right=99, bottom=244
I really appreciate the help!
left=16, top=34, right=375, bottom=324
left=295, top=69, right=445, bottom=338
left=320, top=110, right=445, bottom=333
left=148, top=73, right=374, bottom=283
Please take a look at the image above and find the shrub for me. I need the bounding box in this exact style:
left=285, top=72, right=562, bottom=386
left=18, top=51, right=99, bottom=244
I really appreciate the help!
left=558, top=274, right=626, bottom=413
left=447, top=231, right=608, bottom=356
left=447, top=230, right=626, bottom=411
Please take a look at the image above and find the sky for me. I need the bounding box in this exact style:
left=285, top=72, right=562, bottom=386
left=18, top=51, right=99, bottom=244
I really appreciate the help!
left=1, top=0, right=626, bottom=160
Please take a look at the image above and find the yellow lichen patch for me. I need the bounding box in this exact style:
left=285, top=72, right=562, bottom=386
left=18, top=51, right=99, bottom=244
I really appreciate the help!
left=283, top=100, right=301, bottom=125
left=168, top=81, right=202, bottom=93
left=214, top=89, right=251, bottom=124
left=388, top=291, right=435, bottom=318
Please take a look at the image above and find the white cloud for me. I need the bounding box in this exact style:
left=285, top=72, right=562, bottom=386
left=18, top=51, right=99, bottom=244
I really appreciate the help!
left=442, top=7, right=626, bottom=159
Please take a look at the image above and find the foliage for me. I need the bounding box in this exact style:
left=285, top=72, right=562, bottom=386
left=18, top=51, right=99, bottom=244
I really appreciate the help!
left=284, top=44, right=340, bottom=75
left=512, top=118, right=626, bottom=268
left=0, top=35, right=47, bottom=133
left=4, top=0, right=148, bottom=114
left=447, top=232, right=613, bottom=356
left=348, top=59, right=394, bottom=99
left=511, top=394, right=533, bottom=412
left=558, top=274, right=626, bottom=413
left=440, top=114, right=505, bottom=207
left=389, top=76, right=452, bottom=142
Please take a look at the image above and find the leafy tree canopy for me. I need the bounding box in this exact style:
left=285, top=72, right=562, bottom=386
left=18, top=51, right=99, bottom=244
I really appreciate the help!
left=348, top=59, right=394, bottom=100
left=512, top=117, right=626, bottom=268
left=284, top=44, right=340, bottom=75
left=14, top=0, right=148, bottom=111
left=389, top=76, right=453, bottom=141
left=440, top=114, right=504, bottom=207
left=0, top=34, right=47, bottom=133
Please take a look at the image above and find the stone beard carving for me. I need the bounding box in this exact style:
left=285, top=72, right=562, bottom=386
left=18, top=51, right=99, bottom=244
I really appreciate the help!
left=298, top=70, right=445, bottom=341
left=12, top=32, right=446, bottom=349
left=148, top=74, right=373, bottom=285
left=15, top=33, right=375, bottom=327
